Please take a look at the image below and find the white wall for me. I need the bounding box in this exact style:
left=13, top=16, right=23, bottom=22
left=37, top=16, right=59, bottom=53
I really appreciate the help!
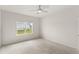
left=41, top=8, right=78, bottom=48
left=77, top=18, right=79, bottom=50
left=0, top=10, right=1, bottom=47
left=2, top=10, right=40, bottom=45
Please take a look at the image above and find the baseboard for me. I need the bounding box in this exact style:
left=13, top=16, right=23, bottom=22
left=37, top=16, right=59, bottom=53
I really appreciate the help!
left=43, top=39, right=77, bottom=50
left=1, top=38, right=40, bottom=47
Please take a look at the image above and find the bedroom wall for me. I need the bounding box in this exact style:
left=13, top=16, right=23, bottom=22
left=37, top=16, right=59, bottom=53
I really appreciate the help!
left=77, top=18, right=79, bottom=50
left=2, top=10, right=40, bottom=45
left=0, top=10, right=1, bottom=47
left=41, top=7, right=78, bottom=48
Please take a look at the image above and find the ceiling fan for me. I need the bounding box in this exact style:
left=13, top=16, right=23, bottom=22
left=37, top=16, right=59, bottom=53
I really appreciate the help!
left=29, top=5, right=48, bottom=14
left=36, top=5, right=48, bottom=14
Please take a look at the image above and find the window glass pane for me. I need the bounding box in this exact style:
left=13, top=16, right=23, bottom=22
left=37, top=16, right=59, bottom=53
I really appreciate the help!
left=16, top=22, right=33, bottom=36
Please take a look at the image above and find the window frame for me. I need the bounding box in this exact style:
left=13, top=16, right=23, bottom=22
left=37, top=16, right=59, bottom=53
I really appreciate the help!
left=16, top=22, right=33, bottom=36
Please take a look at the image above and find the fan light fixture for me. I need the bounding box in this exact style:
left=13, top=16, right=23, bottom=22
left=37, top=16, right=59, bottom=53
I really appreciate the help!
left=36, top=5, right=47, bottom=14
left=37, top=10, right=42, bottom=13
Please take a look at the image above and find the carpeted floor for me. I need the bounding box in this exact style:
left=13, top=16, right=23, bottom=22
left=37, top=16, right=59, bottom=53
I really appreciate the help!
left=0, top=39, right=78, bottom=54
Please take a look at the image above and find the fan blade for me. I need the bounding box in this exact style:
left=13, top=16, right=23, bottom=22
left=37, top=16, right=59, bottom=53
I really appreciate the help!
left=42, top=10, right=48, bottom=12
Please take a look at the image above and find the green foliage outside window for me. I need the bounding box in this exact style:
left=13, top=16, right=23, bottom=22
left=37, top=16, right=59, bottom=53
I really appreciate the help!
left=16, top=22, right=33, bottom=36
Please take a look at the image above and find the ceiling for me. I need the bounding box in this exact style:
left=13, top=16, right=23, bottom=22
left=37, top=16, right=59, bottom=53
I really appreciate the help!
left=0, top=5, right=78, bottom=18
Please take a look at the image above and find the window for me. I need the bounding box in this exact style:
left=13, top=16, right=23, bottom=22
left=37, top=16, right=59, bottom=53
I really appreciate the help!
left=16, top=22, right=33, bottom=36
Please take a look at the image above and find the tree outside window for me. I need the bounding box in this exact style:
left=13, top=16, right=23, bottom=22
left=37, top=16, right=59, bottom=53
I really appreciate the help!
left=16, top=22, right=33, bottom=36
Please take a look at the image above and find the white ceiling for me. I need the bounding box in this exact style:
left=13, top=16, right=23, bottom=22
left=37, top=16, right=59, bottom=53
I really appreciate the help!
left=0, top=5, right=78, bottom=18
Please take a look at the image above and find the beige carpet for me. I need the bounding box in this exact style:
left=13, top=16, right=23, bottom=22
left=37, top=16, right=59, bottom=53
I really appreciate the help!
left=0, top=39, right=78, bottom=54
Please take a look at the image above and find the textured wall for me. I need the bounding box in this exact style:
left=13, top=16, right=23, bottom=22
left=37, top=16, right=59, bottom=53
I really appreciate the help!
left=2, top=10, right=40, bottom=45
left=0, top=10, right=1, bottom=47
left=41, top=8, right=77, bottom=48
